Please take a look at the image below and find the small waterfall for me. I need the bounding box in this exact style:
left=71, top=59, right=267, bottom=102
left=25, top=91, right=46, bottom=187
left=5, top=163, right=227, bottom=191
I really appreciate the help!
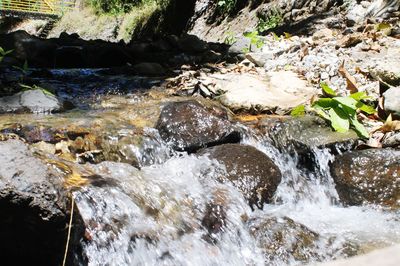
left=71, top=125, right=400, bottom=266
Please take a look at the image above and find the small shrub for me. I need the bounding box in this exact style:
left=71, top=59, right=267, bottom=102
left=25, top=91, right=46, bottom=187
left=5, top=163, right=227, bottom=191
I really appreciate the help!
left=243, top=30, right=264, bottom=52
left=257, top=8, right=283, bottom=33
left=216, top=0, right=237, bottom=15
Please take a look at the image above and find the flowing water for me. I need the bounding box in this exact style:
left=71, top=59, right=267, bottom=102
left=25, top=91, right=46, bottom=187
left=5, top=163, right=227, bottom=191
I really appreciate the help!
left=73, top=129, right=400, bottom=266
left=2, top=69, right=400, bottom=265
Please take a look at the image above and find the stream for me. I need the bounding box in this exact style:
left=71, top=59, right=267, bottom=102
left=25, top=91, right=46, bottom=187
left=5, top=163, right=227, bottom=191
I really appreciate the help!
left=1, top=68, right=400, bottom=266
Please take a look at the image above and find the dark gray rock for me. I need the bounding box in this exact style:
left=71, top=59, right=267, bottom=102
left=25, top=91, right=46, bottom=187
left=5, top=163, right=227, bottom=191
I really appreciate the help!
left=0, top=89, right=63, bottom=114
left=156, top=100, right=241, bottom=152
left=330, top=148, right=400, bottom=209
left=0, top=140, right=85, bottom=266
left=262, top=116, right=358, bottom=169
left=132, top=62, right=166, bottom=76
left=199, top=144, right=282, bottom=208
left=382, top=131, right=400, bottom=147
left=383, top=86, right=400, bottom=117
left=178, top=34, right=208, bottom=53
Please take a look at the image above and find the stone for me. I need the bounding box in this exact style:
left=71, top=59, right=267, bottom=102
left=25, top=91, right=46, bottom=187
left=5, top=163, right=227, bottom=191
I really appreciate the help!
left=199, top=144, right=282, bottom=208
left=132, top=62, right=166, bottom=76
left=261, top=116, right=359, bottom=169
left=156, top=100, right=241, bottom=152
left=330, top=148, right=400, bottom=209
left=355, top=45, right=400, bottom=87
left=249, top=216, right=358, bottom=264
left=178, top=34, right=208, bottom=53
left=0, top=140, right=84, bottom=266
left=245, top=52, right=275, bottom=67
left=0, top=89, right=63, bottom=114
left=383, top=86, right=400, bottom=117
left=382, top=131, right=400, bottom=147
left=249, top=216, right=320, bottom=263
left=213, top=71, right=317, bottom=113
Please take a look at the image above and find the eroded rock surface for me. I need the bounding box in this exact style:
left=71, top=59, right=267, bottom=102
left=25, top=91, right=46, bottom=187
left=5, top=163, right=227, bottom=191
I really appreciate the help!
left=214, top=71, right=317, bottom=113
left=0, top=140, right=84, bottom=266
left=330, top=148, right=400, bottom=208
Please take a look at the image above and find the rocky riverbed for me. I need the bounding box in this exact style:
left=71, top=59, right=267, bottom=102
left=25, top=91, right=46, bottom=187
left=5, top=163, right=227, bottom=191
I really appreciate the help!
left=0, top=0, right=400, bottom=265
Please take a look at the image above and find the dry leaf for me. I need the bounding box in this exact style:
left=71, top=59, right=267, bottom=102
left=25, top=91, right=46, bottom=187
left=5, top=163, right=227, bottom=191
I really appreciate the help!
left=338, top=61, right=358, bottom=93
left=378, top=114, right=400, bottom=133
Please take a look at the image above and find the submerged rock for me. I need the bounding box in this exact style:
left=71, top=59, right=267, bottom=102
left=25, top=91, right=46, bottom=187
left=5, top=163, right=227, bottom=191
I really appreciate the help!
left=156, top=100, right=241, bottom=152
left=199, top=144, right=282, bottom=208
left=249, top=216, right=357, bottom=264
left=250, top=216, right=320, bottom=263
left=213, top=71, right=317, bottom=113
left=0, top=89, right=63, bottom=114
left=0, top=140, right=85, bottom=266
left=330, top=148, right=400, bottom=209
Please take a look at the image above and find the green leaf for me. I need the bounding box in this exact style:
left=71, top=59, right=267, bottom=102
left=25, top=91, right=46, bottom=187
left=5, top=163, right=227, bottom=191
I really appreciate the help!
left=0, top=47, right=4, bottom=55
left=350, top=91, right=372, bottom=101
left=271, top=32, right=280, bottom=41
left=3, top=49, right=13, bottom=56
left=333, top=97, right=358, bottom=109
left=23, top=60, right=29, bottom=71
left=314, top=107, right=330, bottom=120
left=349, top=114, right=369, bottom=138
left=243, top=31, right=257, bottom=38
left=329, top=107, right=350, bottom=133
left=312, top=98, right=335, bottom=109
left=320, top=82, right=337, bottom=97
left=356, top=102, right=376, bottom=114
left=290, top=105, right=306, bottom=117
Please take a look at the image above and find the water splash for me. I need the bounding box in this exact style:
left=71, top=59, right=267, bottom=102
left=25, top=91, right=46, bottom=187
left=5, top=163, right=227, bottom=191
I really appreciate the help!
left=73, top=126, right=400, bottom=266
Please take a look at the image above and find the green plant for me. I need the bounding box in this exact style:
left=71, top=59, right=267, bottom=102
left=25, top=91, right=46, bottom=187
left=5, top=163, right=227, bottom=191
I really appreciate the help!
left=0, top=46, right=13, bottom=63
left=243, top=31, right=264, bottom=52
left=20, top=84, right=55, bottom=96
left=312, top=82, right=376, bottom=138
left=257, top=8, right=283, bottom=33
left=224, top=31, right=237, bottom=45
left=216, top=0, right=237, bottom=14
left=290, top=105, right=306, bottom=117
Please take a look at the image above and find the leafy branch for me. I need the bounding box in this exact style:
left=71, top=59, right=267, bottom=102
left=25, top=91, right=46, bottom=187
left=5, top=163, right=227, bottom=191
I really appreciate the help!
left=312, top=82, right=376, bottom=138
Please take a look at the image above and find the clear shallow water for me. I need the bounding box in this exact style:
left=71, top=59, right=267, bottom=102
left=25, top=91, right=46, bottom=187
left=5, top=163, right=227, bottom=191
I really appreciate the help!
left=72, top=129, right=400, bottom=266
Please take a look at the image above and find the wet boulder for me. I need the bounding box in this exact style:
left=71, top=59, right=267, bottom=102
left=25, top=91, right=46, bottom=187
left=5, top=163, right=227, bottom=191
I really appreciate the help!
left=199, top=144, right=281, bottom=208
left=330, top=148, right=400, bottom=209
left=0, top=140, right=85, bottom=266
left=249, top=216, right=357, bottom=264
left=0, top=89, right=63, bottom=114
left=261, top=116, right=358, bottom=170
left=156, top=100, right=241, bottom=152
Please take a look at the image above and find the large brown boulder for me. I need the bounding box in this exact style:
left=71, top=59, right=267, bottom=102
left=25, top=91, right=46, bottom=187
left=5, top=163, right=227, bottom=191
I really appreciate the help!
left=156, top=100, right=241, bottom=152
left=330, top=148, right=400, bottom=209
left=199, top=144, right=281, bottom=208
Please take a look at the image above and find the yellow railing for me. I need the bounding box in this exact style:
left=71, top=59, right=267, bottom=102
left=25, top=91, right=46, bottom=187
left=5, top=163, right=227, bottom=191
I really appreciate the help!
left=0, top=0, right=75, bottom=16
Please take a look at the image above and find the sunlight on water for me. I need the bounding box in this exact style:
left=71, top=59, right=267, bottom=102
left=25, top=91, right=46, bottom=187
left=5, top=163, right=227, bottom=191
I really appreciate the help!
left=72, top=127, right=400, bottom=266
